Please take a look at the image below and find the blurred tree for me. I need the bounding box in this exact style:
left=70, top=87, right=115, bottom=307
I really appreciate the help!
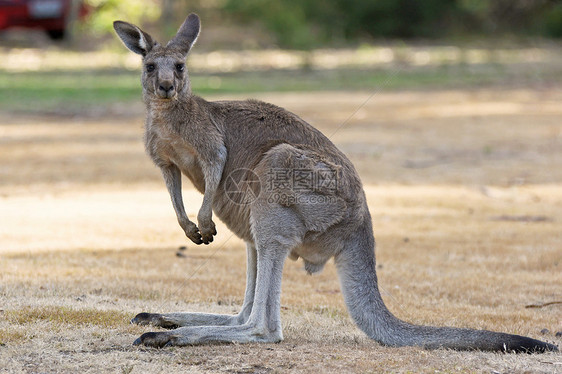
left=83, top=0, right=161, bottom=35
left=224, top=0, right=463, bottom=48
left=458, top=0, right=556, bottom=34
left=335, top=0, right=460, bottom=38
left=224, top=0, right=317, bottom=49
left=76, top=0, right=562, bottom=49
left=544, top=2, right=562, bottom=37
left=224, top=0, right=562, bottom=49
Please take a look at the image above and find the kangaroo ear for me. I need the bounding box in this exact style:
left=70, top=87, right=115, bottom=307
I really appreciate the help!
left=167, top=13, right=200, bottom=55
left=113, top=21, right=155, bottom=56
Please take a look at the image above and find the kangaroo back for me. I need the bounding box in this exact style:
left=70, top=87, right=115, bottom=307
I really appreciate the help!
left=334, top=217, right=558, bottom=352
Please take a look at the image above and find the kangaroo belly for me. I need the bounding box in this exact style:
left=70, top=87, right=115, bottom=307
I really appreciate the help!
left=169, top=145, right=206, bottom=193
left=212, top=190, right=253, bottom=242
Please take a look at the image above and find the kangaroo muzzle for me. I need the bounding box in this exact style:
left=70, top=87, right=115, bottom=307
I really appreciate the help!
left=156, top=80, right=176, bottom=99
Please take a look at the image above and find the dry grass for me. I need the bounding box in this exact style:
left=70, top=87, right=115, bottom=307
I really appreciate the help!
left=0, top=89, right=561, bottom=373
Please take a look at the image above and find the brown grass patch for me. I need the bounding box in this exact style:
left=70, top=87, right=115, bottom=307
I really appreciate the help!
left=5, top=306, right=131, bottom=329
left=0, top=327, right=26, bottom=345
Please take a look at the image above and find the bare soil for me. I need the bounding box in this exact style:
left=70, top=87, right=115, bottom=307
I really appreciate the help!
left=1, top=89, right=561, bottom=373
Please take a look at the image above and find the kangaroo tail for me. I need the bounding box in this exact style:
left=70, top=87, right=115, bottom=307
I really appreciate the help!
left=334, top=220, right=558, bottom=353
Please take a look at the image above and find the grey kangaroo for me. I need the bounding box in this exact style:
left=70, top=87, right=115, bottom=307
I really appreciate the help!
left=114, top=14, right=558, bottom=352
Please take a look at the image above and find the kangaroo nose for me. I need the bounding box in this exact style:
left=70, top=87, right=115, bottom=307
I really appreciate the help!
left=159, top=83, right=174, bottom=92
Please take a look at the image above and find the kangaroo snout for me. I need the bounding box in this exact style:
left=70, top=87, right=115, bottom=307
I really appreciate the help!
left=157, top=81, right=176, bottom=99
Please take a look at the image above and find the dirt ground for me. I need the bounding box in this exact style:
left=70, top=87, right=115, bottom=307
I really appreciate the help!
left=1, top=89, right=561, bottom=373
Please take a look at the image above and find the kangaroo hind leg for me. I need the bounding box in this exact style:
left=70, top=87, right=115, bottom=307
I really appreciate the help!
left=133, top=206, right=303, bottom=347
left=131, top=242, right=257, bottom=329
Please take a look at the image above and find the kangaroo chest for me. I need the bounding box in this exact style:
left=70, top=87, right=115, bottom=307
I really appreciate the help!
left=146, top=122, right=206, bottom=193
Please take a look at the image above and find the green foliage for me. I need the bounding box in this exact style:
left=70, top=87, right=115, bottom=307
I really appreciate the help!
left=83, top=0, right=160, bottom=35
left=74, top=0, right=562, bottom=49
left=335, top=0, right=460, bottom=39
left=225, top=0, right=463, bottom=48
left=544, top=3, right=562, bottom=38
left=224, top=0, right=562, bottom=49
left=224, top=0, right=316, bottom=49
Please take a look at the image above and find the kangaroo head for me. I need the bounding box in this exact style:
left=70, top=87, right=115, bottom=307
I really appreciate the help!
left=113, top=14, right=200, bottom=101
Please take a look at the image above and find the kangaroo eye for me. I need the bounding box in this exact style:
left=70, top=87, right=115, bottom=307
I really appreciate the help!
left=175, top=63, right=185, bottom=72
left=145, top=64, right=155, bottom=72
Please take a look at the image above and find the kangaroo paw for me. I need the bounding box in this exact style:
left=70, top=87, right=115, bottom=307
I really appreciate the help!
left=131, top=312, right=179, bottom=329
left=133, top=331, right=176, bottom=348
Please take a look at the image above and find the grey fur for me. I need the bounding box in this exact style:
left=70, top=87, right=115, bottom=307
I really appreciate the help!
left=114, top=14, right=558, bottom=352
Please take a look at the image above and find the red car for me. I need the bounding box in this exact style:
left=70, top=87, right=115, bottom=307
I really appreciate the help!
left=0, top=0, right=89, bottom=40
